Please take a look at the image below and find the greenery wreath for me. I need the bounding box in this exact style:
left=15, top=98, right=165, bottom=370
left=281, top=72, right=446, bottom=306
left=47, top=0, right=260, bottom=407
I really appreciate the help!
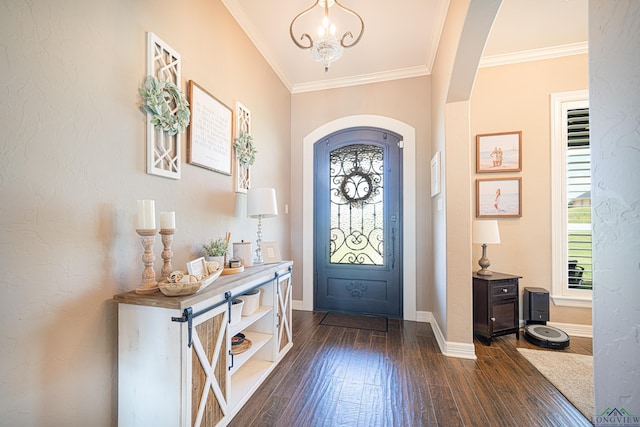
left=340, top=169, right=373, bottom=203
left=139, top=75, right=190, bottom=136
left=234, top=131, right=257, bottom=168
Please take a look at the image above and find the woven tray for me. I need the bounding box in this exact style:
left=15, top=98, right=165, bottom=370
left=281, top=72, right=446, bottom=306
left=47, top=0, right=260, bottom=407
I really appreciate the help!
left=158, top=267, right=223, bottom=296
left=231, top=339, right=252, bottom=355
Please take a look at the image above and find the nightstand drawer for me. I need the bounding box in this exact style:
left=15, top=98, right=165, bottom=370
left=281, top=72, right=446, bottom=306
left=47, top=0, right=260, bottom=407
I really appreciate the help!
left=490, top=282, right=517, bottom=299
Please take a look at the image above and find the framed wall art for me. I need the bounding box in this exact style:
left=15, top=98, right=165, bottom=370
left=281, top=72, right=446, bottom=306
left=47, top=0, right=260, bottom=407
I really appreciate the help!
left=476, top=177, right=522, bottom=218
left=186, top=257, right=207, bottom=278
left=476, top=131, right=522, bottom=173
left=261, top=241, right=281, bottom=264
left=187, top=80, right=233, bottom=175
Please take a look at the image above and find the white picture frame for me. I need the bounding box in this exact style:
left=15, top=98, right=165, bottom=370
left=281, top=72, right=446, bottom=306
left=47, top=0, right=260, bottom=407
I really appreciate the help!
left=261, top=241, right=281, bottom=264
left=235, top=101, right=252, bottom=193
left=187, top=81, right=233, bottom=175
left=186, top=257, right=207, bottom=278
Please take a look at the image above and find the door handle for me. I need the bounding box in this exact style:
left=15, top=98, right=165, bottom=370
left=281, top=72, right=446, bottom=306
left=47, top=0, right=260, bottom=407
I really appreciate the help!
left=391, top=227, right=396, bottom=269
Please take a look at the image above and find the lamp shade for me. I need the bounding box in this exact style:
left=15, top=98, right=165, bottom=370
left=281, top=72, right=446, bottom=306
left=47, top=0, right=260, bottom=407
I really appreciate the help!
left=247, top=187, right=278, bottom=218
left=472, top=220, right=501, bottom=244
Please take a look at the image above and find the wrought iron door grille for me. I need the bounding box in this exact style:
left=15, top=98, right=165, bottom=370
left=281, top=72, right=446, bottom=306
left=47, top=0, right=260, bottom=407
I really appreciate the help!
left=329, top=144, right=384, bottom=265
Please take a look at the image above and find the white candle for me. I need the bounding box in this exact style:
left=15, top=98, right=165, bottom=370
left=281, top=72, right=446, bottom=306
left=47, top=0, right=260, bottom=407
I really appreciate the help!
left=159, top=211, right=175, bottom=229
left=137, top=200, right=156, bottom=229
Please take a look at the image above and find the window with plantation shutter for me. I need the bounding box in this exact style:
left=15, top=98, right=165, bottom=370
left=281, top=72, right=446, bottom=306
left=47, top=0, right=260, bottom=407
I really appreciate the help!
left=566, top=107, right=592, bottom=290
left=551, top=90, right=592, bottom=308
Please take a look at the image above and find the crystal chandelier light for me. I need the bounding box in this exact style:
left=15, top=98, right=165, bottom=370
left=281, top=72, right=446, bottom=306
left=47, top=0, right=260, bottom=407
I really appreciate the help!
left=289, top=0, right=364, bottom=72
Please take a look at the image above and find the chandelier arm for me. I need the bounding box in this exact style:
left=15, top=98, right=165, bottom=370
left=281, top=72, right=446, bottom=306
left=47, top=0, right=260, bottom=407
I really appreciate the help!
left=335, top=0, right=364, bottom=48
left=289, top=1, right=320, bottom=49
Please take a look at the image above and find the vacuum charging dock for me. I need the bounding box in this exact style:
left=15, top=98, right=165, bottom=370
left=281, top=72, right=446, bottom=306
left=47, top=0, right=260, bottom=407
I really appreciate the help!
left=523, top=287, right=570, bottom=349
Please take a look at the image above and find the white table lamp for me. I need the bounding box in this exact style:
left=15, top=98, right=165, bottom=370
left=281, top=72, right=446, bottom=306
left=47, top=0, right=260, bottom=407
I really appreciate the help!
left=247, top=187, right=278, bottom=264
left=472, top=220, right=501, bottom=276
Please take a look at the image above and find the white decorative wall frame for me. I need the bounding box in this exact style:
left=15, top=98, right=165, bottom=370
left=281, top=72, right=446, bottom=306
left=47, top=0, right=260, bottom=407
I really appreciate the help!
left=235, top=102, right=251, bottom=193
left=146, top=32, right=182, bottom=180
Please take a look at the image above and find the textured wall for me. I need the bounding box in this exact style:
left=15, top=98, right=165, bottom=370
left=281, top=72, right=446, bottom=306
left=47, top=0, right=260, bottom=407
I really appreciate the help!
left=0, top=0, right=291, bottom=425
left=589, top=0, right=640, bottom=419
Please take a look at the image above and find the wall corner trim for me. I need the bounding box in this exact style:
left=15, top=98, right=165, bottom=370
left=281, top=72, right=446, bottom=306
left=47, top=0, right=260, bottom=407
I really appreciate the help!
left=428, top=312, right=477, bottom=360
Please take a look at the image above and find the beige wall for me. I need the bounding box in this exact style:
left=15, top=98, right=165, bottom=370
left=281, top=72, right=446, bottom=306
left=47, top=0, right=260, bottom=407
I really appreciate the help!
left=289, top=77, right=432, bottom=310
left=471, top=54, right=592, bottom=325
left=0, top=0, right=290, bottom=424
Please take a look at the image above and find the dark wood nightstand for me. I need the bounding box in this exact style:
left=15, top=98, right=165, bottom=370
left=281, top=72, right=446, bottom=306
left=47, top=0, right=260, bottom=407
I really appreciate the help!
left=473, top=272, right=521, bottom=345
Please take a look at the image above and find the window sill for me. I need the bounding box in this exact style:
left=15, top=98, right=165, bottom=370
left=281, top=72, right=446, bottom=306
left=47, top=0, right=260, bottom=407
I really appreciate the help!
left=551, top=294, right=592, bottom=309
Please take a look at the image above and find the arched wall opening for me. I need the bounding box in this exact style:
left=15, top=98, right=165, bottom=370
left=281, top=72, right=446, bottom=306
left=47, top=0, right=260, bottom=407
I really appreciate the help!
left=301, top=115, right=417, bottom=320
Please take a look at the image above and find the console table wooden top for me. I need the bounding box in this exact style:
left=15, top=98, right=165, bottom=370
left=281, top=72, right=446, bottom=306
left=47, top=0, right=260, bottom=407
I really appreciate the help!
left=113, top=261, right=292, bottom=310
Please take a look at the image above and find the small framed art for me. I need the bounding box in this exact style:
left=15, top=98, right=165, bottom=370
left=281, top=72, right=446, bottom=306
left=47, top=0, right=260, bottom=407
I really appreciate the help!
left=261, top=242, right=281, bottom=264
left=476, top=177, right=522, bottom=218
left=186, top=257, right=207, bottom=278
left=476, top=131, right=522, bottom=173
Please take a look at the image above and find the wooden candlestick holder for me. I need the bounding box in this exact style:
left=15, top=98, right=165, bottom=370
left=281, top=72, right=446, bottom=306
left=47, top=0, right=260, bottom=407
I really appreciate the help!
left=135, top=229, right=159, bottom=295
left=159, top=228, right=175, bottom=281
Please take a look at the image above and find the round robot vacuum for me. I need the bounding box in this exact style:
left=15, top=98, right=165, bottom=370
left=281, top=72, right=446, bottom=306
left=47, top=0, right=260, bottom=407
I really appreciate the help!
left=524, top=324, right=570, bottom=349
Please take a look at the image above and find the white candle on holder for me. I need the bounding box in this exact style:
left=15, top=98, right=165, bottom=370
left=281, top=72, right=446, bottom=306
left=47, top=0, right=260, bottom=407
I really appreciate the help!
left=159, top=211, right=175, bottom=229
left=137, top=200, right=156, bottom=229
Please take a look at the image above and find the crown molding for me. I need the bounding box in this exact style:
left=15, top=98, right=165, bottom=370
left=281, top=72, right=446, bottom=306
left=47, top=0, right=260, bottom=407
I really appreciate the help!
left=291, top=66, right=430, bottom=94
left=223, top=0, right=585, bottom=91
left=220, top=0, right=294, bottom=92
left=479, top=42, right=588, bottom=68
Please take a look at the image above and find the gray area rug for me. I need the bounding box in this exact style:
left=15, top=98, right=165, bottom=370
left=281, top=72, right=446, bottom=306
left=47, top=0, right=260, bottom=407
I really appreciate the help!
left=517, top=348, right=593, bottom=422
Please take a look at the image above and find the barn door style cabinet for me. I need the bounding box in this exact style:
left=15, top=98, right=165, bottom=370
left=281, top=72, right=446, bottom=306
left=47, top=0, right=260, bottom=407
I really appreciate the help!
left=114, top=262, right=293, bottom=427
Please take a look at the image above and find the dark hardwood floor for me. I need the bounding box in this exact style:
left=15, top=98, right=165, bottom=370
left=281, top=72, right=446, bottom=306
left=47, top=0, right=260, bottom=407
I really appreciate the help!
left=229, top=310, right=592, bottom=427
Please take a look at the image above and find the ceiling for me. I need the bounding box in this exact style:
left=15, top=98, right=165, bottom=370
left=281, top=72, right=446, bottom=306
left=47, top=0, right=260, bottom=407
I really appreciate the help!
left=221, top=0, right=588, bottom=93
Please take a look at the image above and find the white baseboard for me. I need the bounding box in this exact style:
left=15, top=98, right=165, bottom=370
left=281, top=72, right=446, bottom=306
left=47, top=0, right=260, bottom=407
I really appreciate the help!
left=416, top=310, right=431, bottom=323
left=292, top=299, right=304, bottom=311
left=424, top=311, right=477, bottom=360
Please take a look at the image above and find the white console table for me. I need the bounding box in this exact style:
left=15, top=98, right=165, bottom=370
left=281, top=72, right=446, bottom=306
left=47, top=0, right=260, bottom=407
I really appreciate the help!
left=113, top=261, right=293, bottom=427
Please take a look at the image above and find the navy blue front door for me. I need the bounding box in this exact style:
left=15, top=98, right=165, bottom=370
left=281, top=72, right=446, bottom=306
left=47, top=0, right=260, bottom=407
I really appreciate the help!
left=314, top=127, right=403, bottom=318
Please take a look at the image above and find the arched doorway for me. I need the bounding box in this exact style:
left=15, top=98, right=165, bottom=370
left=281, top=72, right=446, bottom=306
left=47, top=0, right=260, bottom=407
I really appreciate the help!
left=301, top=115, right=417, bottom=320
left=314, top=127, right=403, bottom=317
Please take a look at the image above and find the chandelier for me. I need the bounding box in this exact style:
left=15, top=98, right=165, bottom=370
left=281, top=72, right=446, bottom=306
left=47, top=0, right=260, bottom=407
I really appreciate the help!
left=289, top=0, right=364, bottom=72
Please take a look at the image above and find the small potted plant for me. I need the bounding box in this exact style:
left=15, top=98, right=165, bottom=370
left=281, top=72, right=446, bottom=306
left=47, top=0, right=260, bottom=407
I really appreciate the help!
left=202, top=236, right=229, bottom=265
